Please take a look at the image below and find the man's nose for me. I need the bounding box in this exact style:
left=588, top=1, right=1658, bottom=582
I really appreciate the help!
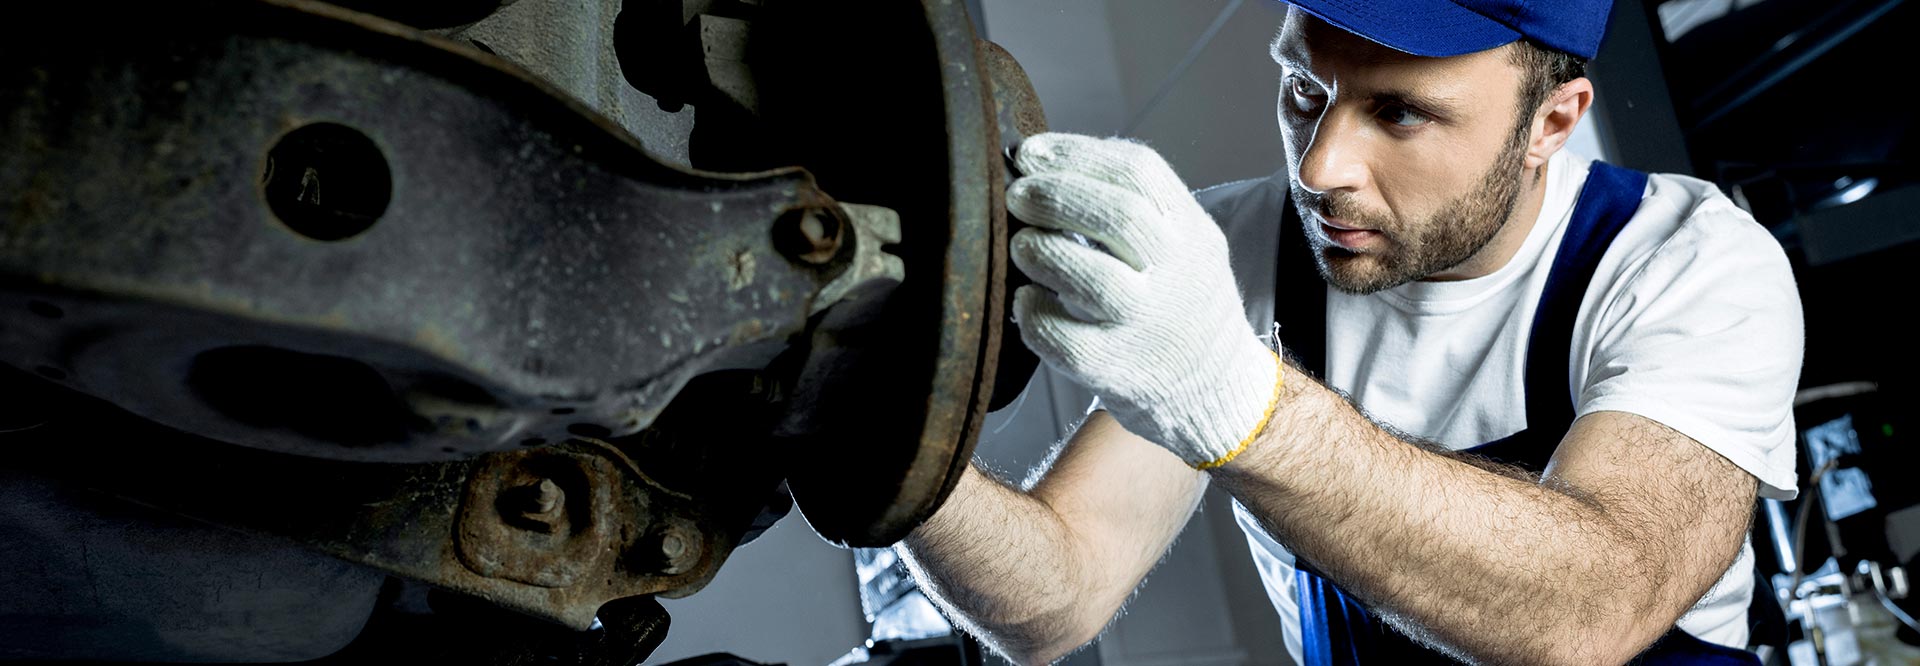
left=1295, top=110, right=1370, bottom=196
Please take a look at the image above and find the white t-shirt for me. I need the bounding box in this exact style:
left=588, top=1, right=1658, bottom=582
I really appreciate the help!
left=1196, top=150, right=1805, bottom=660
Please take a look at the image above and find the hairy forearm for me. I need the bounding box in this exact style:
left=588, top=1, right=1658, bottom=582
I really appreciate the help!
left=898, top=466, right=1094, bottom=661
left=1212, top=372, right=1711, bottom=664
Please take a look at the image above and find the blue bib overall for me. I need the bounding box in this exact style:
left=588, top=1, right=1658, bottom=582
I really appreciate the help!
left=1273, top=162, right=1760, bottom=665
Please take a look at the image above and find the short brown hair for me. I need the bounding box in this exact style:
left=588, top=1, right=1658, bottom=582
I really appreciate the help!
left=1507, top=38, right=1588, bottom=122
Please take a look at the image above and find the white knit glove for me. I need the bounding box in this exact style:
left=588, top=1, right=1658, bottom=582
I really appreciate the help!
left=1008, top=133, right=1283, bottom=469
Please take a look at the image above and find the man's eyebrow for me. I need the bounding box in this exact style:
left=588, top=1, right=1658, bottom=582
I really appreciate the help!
left=1269, top=37, right=1307, bottom=69
left=1368, top=87, right=1465, bottom=116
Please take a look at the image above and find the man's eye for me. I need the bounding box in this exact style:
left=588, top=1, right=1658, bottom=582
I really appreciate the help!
left=1286, top=76, right=1323, bottom=115
left=1379, top=104, right=1429, bottom=127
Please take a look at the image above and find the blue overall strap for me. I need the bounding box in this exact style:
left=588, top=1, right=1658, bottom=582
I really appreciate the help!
left=1273, top=162, right=1649, bottom=471
left=1282, top=162, right=1755, bottom=665
left=1460, top=160, right=1648, bottom=471
left=1296, top=568, right=1368, bottom=666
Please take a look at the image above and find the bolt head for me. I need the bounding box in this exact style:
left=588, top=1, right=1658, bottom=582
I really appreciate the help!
left=499, top=478, right=566, bottom=534
left=527, top=478, right=562, bottom=515
left=657, top=527, right=701, bottom=575
left=776, top=207, right=843, bottom=264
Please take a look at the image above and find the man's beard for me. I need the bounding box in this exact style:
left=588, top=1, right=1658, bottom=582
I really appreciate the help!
left=1290, top=126, right=1532, bottom=295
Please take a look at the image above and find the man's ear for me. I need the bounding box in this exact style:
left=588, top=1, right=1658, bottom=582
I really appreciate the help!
left=1525, top=77, right=1594, bottom=170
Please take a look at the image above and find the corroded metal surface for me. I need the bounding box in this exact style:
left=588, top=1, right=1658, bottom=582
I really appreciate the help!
left=811, top=204, right=905, bottom=315
left=0, top=0, right=1045, bottom=654
left=458, top=0, right=698, bottom=164
left=771, top=0, right=1009, bottom=548
left=0, top=0, right=853, bottom=463
left=982, top=39, right=1050, bottom=144
left=981, top=37, right=1050, bottom=412
left=457, top=444, right=656, bottom=589
left=1, top=367, right=783, bottom=631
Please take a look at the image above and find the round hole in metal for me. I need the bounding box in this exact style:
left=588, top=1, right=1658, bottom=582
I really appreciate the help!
left=261, top=123, right=392, bottom=241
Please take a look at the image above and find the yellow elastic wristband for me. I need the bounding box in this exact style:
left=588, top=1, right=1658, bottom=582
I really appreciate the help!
left=1195, top=348, right=1285, bottom=470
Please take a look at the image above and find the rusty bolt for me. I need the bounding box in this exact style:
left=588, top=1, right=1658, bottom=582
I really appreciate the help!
left=775, top=207, right=843, bottom=264
left=505, top=478, right=564, bottom=533
left=657, top=526, right=701, bottom=575
left=526, top=479, right=561, bottom=515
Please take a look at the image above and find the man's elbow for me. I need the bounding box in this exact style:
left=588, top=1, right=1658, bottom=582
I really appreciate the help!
left=1532, top=549, right=1703, bottom=664
left=1548, top=636, right=1663, bottom=666
left=977, top=611, right=1106, bottom=666
left=1438, top=603, right=1672, bottom=666
left=1541, top=609, right=1676, bottom=665
left=1462, top=632, right=1654, bottom=666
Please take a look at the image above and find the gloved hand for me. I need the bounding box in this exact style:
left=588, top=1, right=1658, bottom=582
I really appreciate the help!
left=1008, top=133, right=1283, bottom=469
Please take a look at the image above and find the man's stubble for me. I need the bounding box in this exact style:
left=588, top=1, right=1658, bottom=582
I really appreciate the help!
left=1291, top=121, right=1534, bottom=295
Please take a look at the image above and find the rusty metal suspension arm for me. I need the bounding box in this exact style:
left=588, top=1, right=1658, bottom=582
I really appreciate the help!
left=0, top=0, right=892, bottom=464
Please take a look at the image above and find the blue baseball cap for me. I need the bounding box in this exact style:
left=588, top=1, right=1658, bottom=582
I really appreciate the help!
left=1279, top=0, right=1615, bottom=60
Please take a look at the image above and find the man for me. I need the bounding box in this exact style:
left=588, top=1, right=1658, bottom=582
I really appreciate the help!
left=899, top=0, right=1805, bottom=664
